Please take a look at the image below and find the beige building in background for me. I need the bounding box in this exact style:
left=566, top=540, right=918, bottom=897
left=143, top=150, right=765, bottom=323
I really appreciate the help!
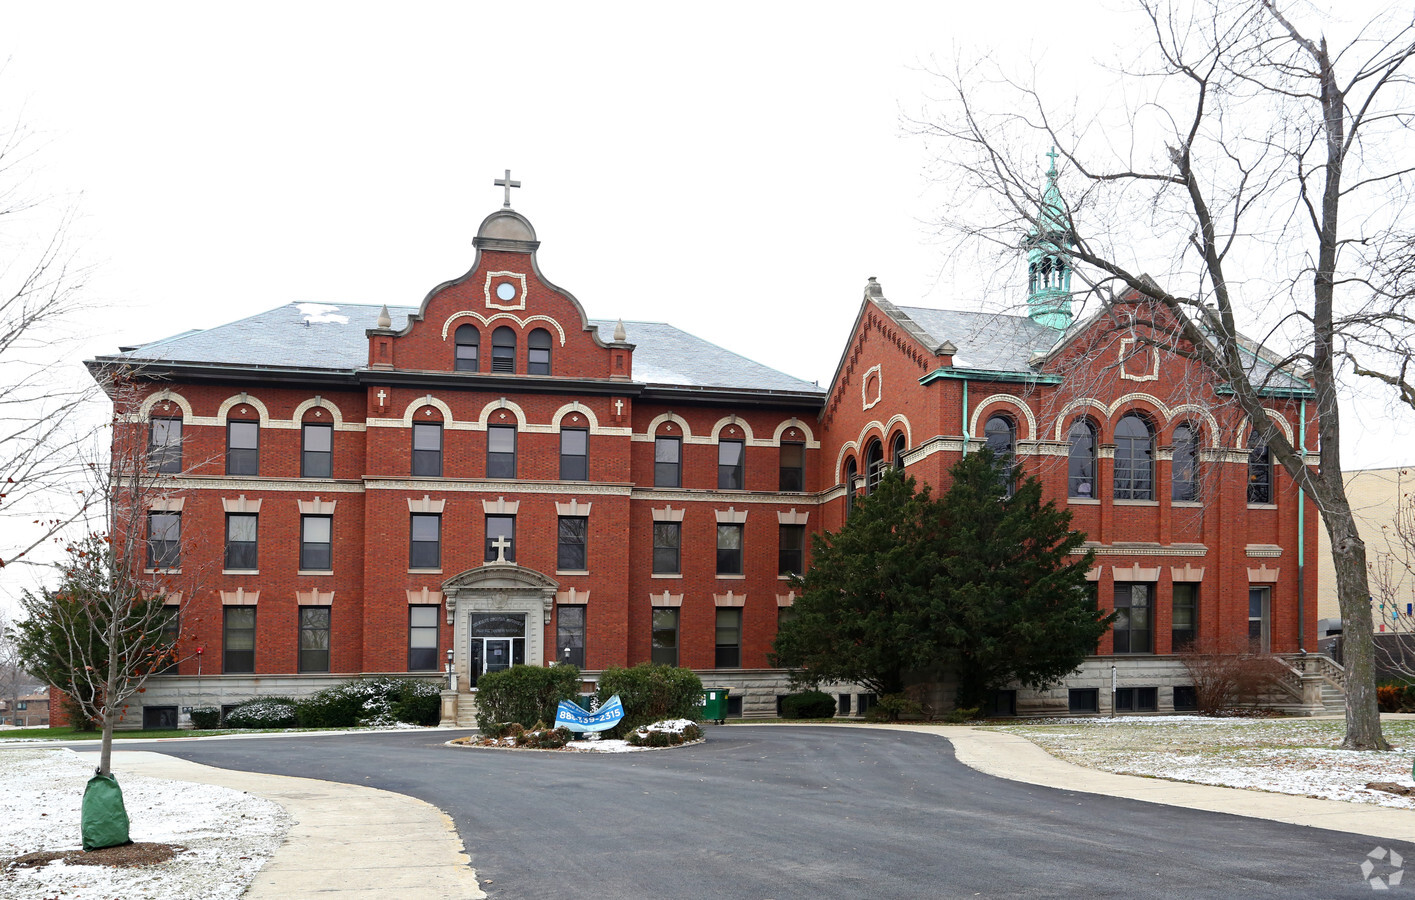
left=1318, top=467, right=1415, bottom=633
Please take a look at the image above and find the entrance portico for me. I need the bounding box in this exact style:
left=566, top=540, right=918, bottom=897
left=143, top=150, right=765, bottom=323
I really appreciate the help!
left=442, top=562, right=559, bottom=694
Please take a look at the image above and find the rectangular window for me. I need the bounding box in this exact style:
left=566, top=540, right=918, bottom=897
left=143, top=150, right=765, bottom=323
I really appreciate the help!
left=149, top=417, right=182, bottom=474
left=715, top=608, right=742, bottom=668
left=299, top=606, right=331, bottom=673
left=485, top=514, right=516, bottom=563
left=557, top=516, right=588, bottom=571
left=560, top=428, right=588, bottom=481
left=778, top=524, right=805, bottom=576
left=226, top=420, right=259, bottom=476
left=716, top=523, right=743, bottom=575
left=1068, top=688, right=1099, bottom=713
left=651, top=607, right=679, bottom=666
left=1173, top=685, right=1198, bottom=711
left=1172, top=583, right=1198, bottom=652
left=1249, top=586, right=1270, bottom=652
left=778, top=604, right=796, bottom=632
left=779, top=442, right=805, bottom=492
left=487, top=425, right=517, bottom=479
left=408, top=605, right=439, bottom=671
left=652, top=522, right=681, bottom=575
left=557, top=605, right=586, bottom=668
left=654, top=437, right=681, bottom=487
left=410, top=513, right=440, bottom=569
left=223, top=606, right=256, bottom=674
left=302, top=423, right=333, bottom=478
left=718, top=439, right=745, bottom=490
left=412, top=423, right=442, bottom=477
left=224, top=513, right=258, bottom=570
left=300, top=515, right=333, bottom=571
left=1113, top=582, right=1154, bottom=654
left=156, top=607, right=180, bottom=675
left=1115, top=687, right=1158, bottom=712
left=146, top=512, right=181, bottom=569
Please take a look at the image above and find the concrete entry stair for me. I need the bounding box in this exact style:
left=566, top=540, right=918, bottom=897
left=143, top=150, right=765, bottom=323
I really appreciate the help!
left=454, top=693, right=478, bottom=728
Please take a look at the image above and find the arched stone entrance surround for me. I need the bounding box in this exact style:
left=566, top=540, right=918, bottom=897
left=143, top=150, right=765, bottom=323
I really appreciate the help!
left=442, top=563, right=559, bottom=697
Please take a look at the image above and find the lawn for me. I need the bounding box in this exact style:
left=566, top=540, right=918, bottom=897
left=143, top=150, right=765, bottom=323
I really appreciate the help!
left=988, top=716, right=1415, bottom=807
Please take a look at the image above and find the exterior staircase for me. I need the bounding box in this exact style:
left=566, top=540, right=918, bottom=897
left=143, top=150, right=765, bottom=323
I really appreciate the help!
left=448, top=693, right=478, bottom=728
left=1272, top=653, right=1347, bottom=715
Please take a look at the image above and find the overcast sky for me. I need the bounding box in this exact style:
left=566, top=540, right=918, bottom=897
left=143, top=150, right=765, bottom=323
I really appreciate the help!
left=1, top=2, right=1411, bottom=609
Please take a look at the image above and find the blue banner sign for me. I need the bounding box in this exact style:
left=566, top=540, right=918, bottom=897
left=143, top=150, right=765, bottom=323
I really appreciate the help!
left=554, top=695, right=624, bottom=733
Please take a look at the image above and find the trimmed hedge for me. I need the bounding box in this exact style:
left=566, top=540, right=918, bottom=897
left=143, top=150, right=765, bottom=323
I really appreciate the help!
left=780, top=690, right=836, bottom=719
left=225, top=696, right=300, bottom=729
left=189, top=707, right=221, bottom=729
left=221, top=678, right=442, bottom=729
left=474, top=664, right=582, bottom=733
left=295, top=676, right=441, bottom=728
left=596, top=664, right=702, bottom=739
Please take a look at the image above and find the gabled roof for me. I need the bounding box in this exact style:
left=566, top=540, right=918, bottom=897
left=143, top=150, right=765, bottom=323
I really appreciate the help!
left=101, top=303, right=824, bottom=396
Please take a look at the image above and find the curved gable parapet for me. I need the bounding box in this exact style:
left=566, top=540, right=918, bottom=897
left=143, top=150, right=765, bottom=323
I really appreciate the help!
left=442, top=562, right=560, bottom=592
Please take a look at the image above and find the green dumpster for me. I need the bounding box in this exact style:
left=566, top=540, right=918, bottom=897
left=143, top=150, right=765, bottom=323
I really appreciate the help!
left=700, top=688, right=730, bottom=725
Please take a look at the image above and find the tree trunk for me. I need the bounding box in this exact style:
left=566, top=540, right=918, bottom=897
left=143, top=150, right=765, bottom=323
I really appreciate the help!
left=1323, top=498, right=1389, bottom=750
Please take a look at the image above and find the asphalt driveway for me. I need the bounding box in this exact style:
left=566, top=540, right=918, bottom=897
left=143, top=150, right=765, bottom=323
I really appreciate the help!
left=109, top=726, right=1394, bottom=899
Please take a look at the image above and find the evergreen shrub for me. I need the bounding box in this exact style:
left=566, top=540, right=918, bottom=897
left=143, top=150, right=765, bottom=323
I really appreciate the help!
left=295, top=676, right=442, bottom=727
left=225, top=697, right=300, bottom=728
left=474, top=664, right=581, bottom=733
left=188, top=707, right=221, bottom=729
left=596, top=664, right=702, bottom=739
left=780, top=690, right=836, bottom=719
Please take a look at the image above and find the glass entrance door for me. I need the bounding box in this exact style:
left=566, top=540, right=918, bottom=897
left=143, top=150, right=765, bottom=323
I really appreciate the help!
left=467, top=613, right=526, bottom=687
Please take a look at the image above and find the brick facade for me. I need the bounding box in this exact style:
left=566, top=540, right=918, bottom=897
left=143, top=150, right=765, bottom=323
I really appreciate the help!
left=71, top=204, right=1319, bottom=726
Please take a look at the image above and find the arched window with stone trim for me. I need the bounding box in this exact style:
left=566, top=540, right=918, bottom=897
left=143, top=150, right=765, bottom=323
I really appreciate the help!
left=1172, top=423, right=1200, bottom=502
left=491, top=326, right=516, bottom=374
left=1067, top=418, right=1097, bottom=499
left=1113, top=413, right=1154, bottom=500
left=890, top=432, right=907, bottom=470
left=984, top=414, right=1016, bottom=496
left=864, top=439, right=885, bottom=494
left=527, top=328, right=552, bottom=375
left=1247, top=430, right=1273, bottom=504
left=845, top=457, right=858, bottom=517
left=454, top=324, right=480, bottom=372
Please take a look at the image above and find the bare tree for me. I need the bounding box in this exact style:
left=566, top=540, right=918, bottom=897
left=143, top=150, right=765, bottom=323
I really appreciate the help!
left=918, top=1, right=1415, bottom=748
left=12, top=372, right=203, bottom=774
left=0, top=101, right=100, bottom=575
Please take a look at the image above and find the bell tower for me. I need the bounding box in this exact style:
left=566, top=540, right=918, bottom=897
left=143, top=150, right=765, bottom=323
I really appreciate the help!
left=1026, top=148, right=1074, bottom=330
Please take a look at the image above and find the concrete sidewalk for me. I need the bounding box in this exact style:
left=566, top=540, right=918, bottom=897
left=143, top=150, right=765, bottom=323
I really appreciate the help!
left=79, top=749, right=486, bottom=900
left=864, top=723, right=1415, bottom=842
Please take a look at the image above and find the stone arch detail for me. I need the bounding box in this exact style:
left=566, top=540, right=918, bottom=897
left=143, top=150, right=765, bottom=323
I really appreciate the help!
left=969, top=395, right=1035, bottom=442
left=217, top=393, right=272, bottom=426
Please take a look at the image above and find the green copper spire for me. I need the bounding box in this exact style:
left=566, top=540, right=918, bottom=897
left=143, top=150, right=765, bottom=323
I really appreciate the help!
left=1026, top=147, right=1074, bottom=330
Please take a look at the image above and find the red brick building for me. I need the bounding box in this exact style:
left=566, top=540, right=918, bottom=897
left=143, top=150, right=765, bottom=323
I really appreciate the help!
left=81, top=177, right=1325, bottom=725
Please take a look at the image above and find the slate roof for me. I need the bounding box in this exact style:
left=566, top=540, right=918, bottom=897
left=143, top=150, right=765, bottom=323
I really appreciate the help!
left=893, top=306, right=1061, bottom=373
left=105, top=303, right=823, bottom=396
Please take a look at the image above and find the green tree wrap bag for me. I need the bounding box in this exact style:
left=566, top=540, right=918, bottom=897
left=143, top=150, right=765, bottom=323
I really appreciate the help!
left=81, top=773, right=130, bottom=851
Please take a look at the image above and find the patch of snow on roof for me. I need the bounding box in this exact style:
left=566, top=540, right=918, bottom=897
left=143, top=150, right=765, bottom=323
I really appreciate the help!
left=297, top=303, right=349, bottom=325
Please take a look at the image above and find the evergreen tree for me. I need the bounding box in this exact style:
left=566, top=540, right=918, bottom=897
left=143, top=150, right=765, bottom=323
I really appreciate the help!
left=772, top=451, right=1107, bottom=711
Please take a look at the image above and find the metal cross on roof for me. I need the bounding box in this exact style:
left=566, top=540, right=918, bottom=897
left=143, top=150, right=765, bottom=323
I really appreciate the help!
left=1046, top=146, right=1059, bottom=175
left=494, top=169, right=521, bottom=208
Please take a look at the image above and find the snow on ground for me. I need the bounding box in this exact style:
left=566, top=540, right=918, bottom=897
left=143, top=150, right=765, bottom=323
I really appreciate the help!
left=0, top=748, right=290, bottom=900
left=996, top=717, right=1415, bottom=808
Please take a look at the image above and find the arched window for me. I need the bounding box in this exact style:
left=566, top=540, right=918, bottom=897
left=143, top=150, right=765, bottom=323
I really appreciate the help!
left=864, top=439, right=885, bottom=494
left=1172, top=423, right=1199, bottom=502
left=527, top=328, right=552, bottom=376
left=1247, top=431, right=1272, bottom=504
left=1113, top=414, right=1154, bottom=500
left=491, top=326, right=516, bottom=374
left=891, top=432, right=907, bottom=469
left=1067, top=419, right=1096, bottom=499
left=454, top=324, right=479, bottom=372
left=845, top=458, right=858, bottom=517
left=984, top=415, right=1016, bottom=496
